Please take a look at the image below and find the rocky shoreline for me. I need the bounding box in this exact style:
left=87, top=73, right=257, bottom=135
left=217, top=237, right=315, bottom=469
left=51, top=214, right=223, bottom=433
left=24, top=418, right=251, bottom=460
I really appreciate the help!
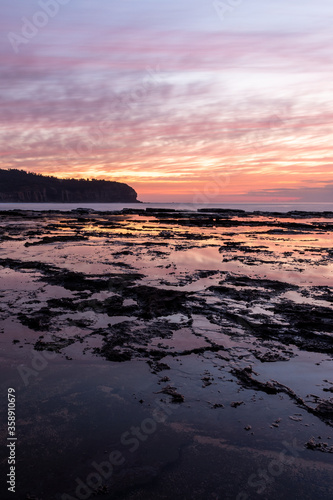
left=0, top=207, right=332, bottom=498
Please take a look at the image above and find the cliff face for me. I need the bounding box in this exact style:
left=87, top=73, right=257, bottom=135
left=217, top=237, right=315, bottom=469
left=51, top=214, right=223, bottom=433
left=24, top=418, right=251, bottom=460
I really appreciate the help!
left=0, top=170, right=139, bottom=203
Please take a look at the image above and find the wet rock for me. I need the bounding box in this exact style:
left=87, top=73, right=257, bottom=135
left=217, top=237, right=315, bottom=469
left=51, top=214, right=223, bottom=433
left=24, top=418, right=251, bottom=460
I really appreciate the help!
left=254, top=350, right=293, bottom=362
left=24, top=235, right=88, bottom=246
left=274, top=302, right=333, bottom=336
left=231, top=366, right=278, bottom=394
left=230, top=401, right=244, bottom=408
left=148, top=361, right=171, bottom=374
left=18, top=309, right=57, bottom=332
left=315, top=399, right=333, bottom=418
left=44, top=271, right=144, bottom=293
left=202, top=372, right=214, bottom=387
left=305, top=437, right=333, bottom=453
left=128, top=285, right=191, bottom=319
left=226, top=276, right=298, bottom=292
left=208, top=285, right=269, bottom=302
left=34, top=338, right=75, bottom=352
left=157, top=385, right=185, bottom=403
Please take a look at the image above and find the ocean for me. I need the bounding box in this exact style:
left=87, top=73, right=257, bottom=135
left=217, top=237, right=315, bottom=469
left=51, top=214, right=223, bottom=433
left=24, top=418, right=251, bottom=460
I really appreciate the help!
left=1, top=202, right=333, bottom=212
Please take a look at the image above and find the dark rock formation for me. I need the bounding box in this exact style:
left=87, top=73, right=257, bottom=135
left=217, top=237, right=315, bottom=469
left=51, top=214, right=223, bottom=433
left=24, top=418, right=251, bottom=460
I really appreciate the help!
left=0, top=169, right=139, bottom=203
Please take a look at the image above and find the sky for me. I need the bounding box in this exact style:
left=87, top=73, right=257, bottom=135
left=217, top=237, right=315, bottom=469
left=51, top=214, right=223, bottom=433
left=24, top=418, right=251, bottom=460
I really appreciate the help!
left=1, top=0, right=333, bottom=203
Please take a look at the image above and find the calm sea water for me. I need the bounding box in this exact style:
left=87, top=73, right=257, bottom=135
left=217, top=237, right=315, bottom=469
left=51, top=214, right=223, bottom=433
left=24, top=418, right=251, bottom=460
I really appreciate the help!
left=0, top=202, right=333, bottom=213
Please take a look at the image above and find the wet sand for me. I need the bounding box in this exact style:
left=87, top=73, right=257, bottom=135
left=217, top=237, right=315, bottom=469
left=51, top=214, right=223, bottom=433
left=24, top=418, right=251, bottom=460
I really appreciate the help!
left=0, top=207, right=332, bottom=499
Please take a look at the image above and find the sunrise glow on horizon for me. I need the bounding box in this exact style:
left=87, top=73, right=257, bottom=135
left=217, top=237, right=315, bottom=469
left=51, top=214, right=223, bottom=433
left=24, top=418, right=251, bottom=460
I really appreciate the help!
left=1, top=0, right=333, bottom=202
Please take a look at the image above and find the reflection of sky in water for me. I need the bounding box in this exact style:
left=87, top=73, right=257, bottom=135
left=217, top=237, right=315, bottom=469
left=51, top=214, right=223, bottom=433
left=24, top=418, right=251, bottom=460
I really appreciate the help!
left=0, top=211, right=333, bottom=498
left=0, top=213, right=332, bottom=289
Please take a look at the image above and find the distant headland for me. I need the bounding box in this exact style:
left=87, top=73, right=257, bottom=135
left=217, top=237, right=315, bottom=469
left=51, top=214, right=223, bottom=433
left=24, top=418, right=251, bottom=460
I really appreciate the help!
left=0, top=169, right=139, bottom=203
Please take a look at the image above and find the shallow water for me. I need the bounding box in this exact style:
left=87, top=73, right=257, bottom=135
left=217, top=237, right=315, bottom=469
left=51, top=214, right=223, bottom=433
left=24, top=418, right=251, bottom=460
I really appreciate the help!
left=0, top=207, right=332, bottom=499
